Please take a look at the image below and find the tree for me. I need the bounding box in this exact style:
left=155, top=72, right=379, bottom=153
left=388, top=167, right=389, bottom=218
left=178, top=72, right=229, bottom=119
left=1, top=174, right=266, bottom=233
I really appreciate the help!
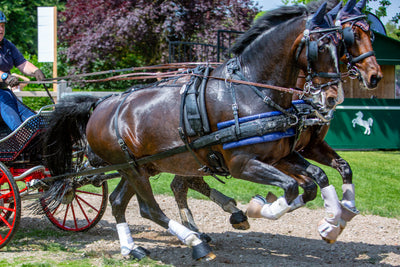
left=386, top=21, right=400, bottom=39
left=0, top=0, right=66, bottom=55
left=58, top=0, right=260, bottom=73
left=282, top=0, right=398, bottom=24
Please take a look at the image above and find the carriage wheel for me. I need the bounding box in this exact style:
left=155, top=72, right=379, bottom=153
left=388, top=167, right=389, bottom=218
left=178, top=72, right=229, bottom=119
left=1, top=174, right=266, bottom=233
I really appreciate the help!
left=42, top=144, right=108, bottom=232
left=0, top=162, right=21, bottom=249
left=41, top=180, right=108, bottom=232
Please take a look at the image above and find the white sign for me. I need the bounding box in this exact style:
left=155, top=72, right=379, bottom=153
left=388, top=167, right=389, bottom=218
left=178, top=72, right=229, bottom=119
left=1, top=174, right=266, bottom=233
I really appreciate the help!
left=38, top=7, right=55, bottom=62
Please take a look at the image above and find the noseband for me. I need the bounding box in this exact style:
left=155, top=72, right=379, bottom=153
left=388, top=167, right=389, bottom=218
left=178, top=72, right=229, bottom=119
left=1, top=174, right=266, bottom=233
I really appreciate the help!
left=337, top=15, right=376, bottom=78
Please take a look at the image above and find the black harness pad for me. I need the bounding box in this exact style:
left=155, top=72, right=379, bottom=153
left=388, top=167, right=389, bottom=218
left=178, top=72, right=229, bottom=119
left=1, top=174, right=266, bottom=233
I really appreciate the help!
left=180, top=65, right=212, bottom=137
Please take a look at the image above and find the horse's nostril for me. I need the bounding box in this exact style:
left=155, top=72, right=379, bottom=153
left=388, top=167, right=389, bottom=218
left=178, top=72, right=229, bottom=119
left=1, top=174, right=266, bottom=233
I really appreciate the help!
left=370, top=76, right=377, bottom=88
left=327, top=97, right=336, bottom=108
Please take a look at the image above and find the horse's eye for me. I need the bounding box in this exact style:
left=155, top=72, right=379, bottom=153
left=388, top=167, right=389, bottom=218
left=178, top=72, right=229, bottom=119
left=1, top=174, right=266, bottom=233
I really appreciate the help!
left=318, top=45, right=325, bottom=52
left=370, top=31, right=375, bottom=43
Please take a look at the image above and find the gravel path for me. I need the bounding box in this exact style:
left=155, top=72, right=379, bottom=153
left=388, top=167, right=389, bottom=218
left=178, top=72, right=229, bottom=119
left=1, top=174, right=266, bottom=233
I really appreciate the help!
left=3, top=195, right=400, bottom=266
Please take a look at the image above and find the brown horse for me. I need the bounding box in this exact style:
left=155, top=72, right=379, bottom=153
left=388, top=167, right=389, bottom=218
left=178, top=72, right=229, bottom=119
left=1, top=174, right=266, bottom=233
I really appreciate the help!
left=168, top=0, right=382, bottom=243
left=44, top=2, right=343, bottom=261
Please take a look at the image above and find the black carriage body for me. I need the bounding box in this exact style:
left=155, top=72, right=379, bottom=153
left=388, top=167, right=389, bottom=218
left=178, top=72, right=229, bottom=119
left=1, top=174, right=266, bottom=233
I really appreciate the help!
left=0, top=111, right=50, bottom=168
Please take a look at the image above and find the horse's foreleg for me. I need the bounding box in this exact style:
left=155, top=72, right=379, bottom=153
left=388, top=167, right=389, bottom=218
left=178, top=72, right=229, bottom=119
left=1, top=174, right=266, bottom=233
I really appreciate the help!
left=300, top=140, right=359, bottom=226
left=109, top=177, right=149, bottom=259
left=119, top=170, right=215, bottom=261
left=283, top=152, right=344, bottom=243
left=230, top=155, right=299, bottom=220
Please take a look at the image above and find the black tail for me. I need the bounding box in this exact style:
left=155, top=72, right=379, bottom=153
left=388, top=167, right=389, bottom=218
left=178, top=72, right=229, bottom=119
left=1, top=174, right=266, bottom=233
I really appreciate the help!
left=44, top=94, right=100, bottom=175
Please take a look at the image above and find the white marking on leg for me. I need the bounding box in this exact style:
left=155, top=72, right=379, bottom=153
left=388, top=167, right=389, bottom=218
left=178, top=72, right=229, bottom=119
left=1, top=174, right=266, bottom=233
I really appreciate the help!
left=116, top=222, right=135, bottom=256
left=168, top=219, right=202, bottom=247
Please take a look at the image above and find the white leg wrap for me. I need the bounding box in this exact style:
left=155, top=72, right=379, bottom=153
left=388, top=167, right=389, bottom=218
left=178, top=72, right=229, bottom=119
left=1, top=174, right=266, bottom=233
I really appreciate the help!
left=168, top=220, right=202, bottom=247
left=116, top=223, right=135, bottom=256
left=318, top=218, right=341, bottom=243
left=289, top=194, right=305, bottom=211
left=341, top=183, right=356, bottom=208
left=260, top=196, right=291, bottom=220
left=321, top=185, right=341, bottom=225
left=340, top=183, right=359, bottom=222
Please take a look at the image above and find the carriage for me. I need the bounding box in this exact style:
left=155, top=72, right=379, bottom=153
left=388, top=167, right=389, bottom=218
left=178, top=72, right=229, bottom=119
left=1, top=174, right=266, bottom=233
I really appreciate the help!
left=0, top=103, right=112, bottom=249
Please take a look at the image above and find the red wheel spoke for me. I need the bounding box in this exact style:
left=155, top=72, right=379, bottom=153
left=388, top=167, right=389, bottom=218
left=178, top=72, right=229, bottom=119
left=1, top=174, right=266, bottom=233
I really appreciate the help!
left=70, top=202, right=78, bottom=229
left=0, top=214, right=12, bottom=228
left=62, top=204, right=70, bottom=226
left=75, top=189, right=103, bottom=197
left=0, top=205, right=16, bottom=212
left=75, top=194, right=100, bottom=213
left=75, top=196, right=90, bottom=224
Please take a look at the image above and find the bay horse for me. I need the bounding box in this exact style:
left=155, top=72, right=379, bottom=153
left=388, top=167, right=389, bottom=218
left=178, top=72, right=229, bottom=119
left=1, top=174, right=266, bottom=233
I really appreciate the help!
left=44, top=2, right=343, bottom=261
left=167, top=0, right=382, bottom=244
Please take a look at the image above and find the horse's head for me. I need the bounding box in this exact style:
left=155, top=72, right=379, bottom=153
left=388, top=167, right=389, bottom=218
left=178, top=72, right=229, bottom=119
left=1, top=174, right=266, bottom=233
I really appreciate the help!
left=293, top=2, right=343, bottom=111
left=335, top=0, right=383, bottom=89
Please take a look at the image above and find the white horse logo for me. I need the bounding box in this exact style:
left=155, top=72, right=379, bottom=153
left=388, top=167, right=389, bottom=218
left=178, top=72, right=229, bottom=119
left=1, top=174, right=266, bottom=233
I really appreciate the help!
left=352, top=111, right=373, bottom=135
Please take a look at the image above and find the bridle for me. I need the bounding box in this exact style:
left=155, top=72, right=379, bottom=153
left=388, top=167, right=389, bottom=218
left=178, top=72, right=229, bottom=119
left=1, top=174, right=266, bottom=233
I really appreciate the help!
left=295, top=23, right=342, bottom=101
left=337, top=14, right=376, bottom=79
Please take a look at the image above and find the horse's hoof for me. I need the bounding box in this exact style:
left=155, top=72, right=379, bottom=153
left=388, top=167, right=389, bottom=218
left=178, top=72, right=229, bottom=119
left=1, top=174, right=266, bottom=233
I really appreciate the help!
left=317, top=219, right=341, bottom=244
left=340, top=201, right=359, bottom=222
left=198, top=252, right=217, bottom=262
left=230, top=211, right=250, bottom=230
left=200, top=233, right=212, bottom=243
left=245, top=195, right=267, bottom=218
left=232, top=221, right=250, bottom=230
left=128, top=246, right=150, bottom=260
left=338, top=218, right=347, bottom=235
left=321, top=237, right=337, bottom=244
left=192, top=241, right=213, bottom=260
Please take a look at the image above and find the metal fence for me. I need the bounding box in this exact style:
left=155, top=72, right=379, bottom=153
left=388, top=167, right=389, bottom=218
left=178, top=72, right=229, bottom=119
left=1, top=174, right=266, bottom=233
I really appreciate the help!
left=168, top=30, right=243, bottom=63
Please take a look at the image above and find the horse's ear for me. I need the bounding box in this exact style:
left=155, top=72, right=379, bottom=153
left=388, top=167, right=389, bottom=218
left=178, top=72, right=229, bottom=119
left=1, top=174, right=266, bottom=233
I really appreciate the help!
left=355, top=0, right=367, bottom=12
left=312, top=2, right=328, bottom=26
left=343, top=0, right=357, bottom=13
left=326, top=1, right=342, bottom=24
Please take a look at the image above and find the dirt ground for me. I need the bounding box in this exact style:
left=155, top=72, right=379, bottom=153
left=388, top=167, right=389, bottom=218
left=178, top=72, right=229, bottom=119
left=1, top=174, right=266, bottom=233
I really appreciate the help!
left=3, top=195, right=400, bottom=266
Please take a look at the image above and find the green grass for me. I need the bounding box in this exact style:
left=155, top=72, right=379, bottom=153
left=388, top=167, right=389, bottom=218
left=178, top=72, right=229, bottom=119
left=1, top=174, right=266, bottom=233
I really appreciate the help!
left=108, top=151, right=400, bottom=218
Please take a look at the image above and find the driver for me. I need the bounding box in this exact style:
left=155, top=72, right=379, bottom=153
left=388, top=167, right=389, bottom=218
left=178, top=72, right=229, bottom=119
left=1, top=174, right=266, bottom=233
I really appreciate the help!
left=0, top=10, right=46, bottom=131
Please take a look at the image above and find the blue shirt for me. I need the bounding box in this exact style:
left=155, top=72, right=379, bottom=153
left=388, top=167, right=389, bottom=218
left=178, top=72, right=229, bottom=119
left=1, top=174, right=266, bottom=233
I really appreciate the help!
left=0, top=38, right=26, bottom=73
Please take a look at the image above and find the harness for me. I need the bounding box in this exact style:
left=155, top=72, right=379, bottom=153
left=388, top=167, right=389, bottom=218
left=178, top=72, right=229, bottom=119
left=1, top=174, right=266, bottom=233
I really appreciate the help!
left=295, top=24, right=342, bottom=98
left=109, top=21, right=341, bottom=179
left=338, top=15, right=375, bottom=78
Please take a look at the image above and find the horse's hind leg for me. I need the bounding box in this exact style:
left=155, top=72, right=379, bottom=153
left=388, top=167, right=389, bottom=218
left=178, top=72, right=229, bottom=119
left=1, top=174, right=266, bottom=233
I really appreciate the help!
left=109, top=178, right=150, bottom=259
left=171, top=176, right=249, bottom=235
left=118, top=170, right=215, bottom=261
left=170, top=176, right=199, bottom=232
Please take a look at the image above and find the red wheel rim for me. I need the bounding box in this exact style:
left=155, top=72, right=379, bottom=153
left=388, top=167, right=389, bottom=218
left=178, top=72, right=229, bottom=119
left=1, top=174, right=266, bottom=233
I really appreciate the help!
left=0, top=163, right=21, bottom=249
left=42, top=183, right=107, bottom=231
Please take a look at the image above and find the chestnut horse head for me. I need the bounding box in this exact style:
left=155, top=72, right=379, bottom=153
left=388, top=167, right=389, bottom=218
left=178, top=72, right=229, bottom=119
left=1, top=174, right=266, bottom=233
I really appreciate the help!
left=335, top=0, right=383, bottom=89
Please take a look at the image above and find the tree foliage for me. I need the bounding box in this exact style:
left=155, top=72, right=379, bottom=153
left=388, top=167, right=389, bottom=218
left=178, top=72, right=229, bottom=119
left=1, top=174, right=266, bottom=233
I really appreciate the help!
left=0, top=0, right=65, bottom=55
left=58, top=0, right=260, bottom=73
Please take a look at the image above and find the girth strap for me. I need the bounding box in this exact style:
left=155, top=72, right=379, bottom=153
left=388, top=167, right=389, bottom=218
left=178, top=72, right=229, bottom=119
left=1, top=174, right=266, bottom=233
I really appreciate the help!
left=113, top=89, right=140, bottom=174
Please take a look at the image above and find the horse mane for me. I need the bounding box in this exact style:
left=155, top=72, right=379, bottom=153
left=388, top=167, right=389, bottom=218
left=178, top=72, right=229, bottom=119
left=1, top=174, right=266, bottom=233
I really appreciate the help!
left=230, top=0, right=340, bottom=56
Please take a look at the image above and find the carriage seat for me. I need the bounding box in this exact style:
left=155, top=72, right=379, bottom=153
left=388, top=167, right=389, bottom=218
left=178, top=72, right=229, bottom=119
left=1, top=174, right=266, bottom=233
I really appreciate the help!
left=0, top=108, right=52, bottom=162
